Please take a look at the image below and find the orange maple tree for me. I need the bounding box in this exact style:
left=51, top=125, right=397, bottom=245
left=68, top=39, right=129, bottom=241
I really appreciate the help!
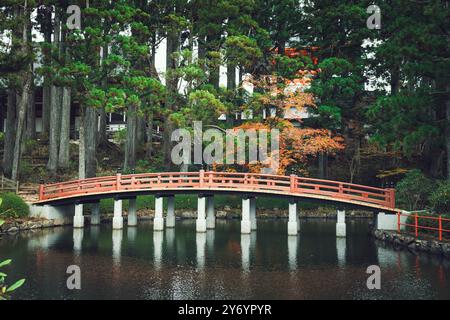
left=213, top=120, right=344, bottom=175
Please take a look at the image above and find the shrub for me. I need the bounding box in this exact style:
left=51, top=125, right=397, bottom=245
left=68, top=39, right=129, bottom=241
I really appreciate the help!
left=396, top=169, right=434, bottom=211
left=0, top=193, right=30, bottom=218
left=113, top=128, right=127, bottom=145
left=429, top=180, right=450, bottom=214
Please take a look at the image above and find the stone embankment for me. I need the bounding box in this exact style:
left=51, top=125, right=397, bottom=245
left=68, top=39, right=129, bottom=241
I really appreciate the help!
left=0, top=218, right=65, bottom=234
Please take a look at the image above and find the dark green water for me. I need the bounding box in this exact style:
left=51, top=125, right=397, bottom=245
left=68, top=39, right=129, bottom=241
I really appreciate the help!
left=1, top=218, right=449, bottom=300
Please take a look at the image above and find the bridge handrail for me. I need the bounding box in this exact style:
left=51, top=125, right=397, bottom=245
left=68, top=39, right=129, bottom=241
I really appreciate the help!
left=38, top=171, right=396, bottom=209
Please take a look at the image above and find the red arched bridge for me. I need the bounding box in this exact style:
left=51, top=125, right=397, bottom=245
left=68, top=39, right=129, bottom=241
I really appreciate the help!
left=33, top=171, right=396, bottom=236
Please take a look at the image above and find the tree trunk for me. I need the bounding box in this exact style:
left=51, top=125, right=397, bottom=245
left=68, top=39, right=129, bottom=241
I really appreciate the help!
left=40, top=5, right=52, bottom=137
left=278, top=40, right=286, bottom=55
left=227, top=63, right=236, bottom=90
left=145, top=113, right=153, bottom=158
left=47, top=86, right=62, bottom=173
left=84, top=106, right=97, bottom=178
left=97, top=43, right=109, bottom=147
left=163, top=31, right=179, bottom=168
left=318, top=152, right=328, bottom=179
left=162, top=118, right=174, bottom=168
left=11, top=75, right=31, bottom=181
left=47, top=12, right=62, bottom=174
left=446, top=83, right=450, bottom=180
left=3, top=91, right=16, bottom=178
left=136, top=116, right=145, bottom=147
left=238, top=67, right=243, bottom=85
left=25, top=85, right=35, bottom=141
left=97, top=108, right=108, bottom=147
left=78, top=108, right=86, bottom=179
left=11, top=1, right=32, bottom=181
left=42, top=85, right=51, bottom=136
left=124, top=105, right=137, bottom=171
left=58, top=87, right=71, bottom=168
left=24, top=7, right=35, bottom=143
left=0, top=96, right=4, bottom=132
left=390, top=64, right=400, bottom=95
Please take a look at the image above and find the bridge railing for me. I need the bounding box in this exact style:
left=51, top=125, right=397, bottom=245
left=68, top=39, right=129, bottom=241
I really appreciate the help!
left=38, top=171, right=396, bottom=209
left=397, top=211, right=450, bottom=241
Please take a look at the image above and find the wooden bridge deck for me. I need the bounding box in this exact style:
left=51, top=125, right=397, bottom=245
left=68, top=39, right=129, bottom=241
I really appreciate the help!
left=34, top=171, right=396, bottom=212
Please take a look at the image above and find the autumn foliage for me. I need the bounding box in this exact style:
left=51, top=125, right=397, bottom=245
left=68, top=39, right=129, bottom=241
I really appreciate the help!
left=214, top=121, right=344, bottom=175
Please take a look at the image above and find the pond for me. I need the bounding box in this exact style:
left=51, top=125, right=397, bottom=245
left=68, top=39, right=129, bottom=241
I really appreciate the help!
left=1, top=218, right=449, bottom=299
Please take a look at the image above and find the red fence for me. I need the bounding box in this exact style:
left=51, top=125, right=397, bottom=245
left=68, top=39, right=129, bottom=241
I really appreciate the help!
left=397, top=212, right=450, bottom=241
left=38, top=171, right=395, bottom=209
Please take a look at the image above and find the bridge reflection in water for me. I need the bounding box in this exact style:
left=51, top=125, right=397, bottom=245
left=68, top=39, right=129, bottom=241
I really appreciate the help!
left=70, top=220, right=349, bottom=273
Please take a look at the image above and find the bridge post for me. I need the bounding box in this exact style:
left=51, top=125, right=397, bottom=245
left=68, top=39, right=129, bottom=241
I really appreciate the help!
left=336, top=209, right=346, bottom=237
left=154, top=196, right=164, bottom=231
left=250, top=197, right=257, bottom=231
left=206, top=196, right=215, bottom=229
left=166, top=196, right=175, bottom=228
left=128, top=198, right=137, bottom=226
left=241, top=197, right=252, bottom=234
left=196, top=196, right=207, bottom=232
left=90, top=202, right=101, bottom=225
left=288, top=200, right=298, bottom=236
left=73, top=203, right=84, bottom=228
left=113, top=198, right=123, bottom=230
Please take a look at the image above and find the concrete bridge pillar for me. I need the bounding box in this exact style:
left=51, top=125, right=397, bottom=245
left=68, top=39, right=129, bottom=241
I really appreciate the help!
left=250, top=198, right=257, bottom=231
left=128, top=198, right=137, bottom=226
left=113, top=198, right=123, bottom=230
left=90, top=202, right=101, bottom=225
left=241, top=197, right=252, bottom=234
left=154, top=196, right=165, bottom=231
left=288, top=200, right=298, bottom=236
left=73, top=203, right=84, bottom=228
left=166, top=196, right=175, bottom=228
left=336, top=209, right=346, bottom=237
left=196, top=196, right=207, bottom=233
left=206, top=196, right=215, bottom=229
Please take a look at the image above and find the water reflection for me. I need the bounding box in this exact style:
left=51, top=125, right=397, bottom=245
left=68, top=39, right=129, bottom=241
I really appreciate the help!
left=166, top=228, right=175, bottom=255
left=336, top=238, right=346, bottom=267
left=27, top=229, right=60, bottom=250
left=73, top=229, right=84, bottom=254
left=112, top=230, right=123, bottom=265
left=3, top=219, right=450, bottom=300
left=127, top=226, right=137, bottom=243
left=90, top=225, right=100, bottom=241
left=288, top=236, right=298, bottom=270
left=196, top=233, right=207, bottom=271
left=153, top=231, right=163, bottom=270
left=241, top=234, right=251, bottom=273
left=376, top=245, right=409, bottom=270
left=206, top=230, right=215, bottom=256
